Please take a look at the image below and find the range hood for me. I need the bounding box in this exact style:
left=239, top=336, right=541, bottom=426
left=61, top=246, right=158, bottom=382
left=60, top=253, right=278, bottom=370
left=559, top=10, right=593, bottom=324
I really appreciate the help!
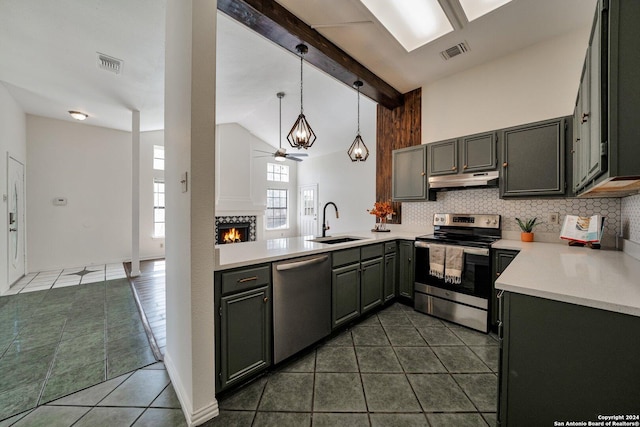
left=429, top=170, right=499, bottom=190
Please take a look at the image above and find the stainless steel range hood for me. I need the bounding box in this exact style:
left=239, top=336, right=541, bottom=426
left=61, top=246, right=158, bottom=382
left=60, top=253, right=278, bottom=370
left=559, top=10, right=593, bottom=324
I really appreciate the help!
left=429, top=170, right=499, bottom=190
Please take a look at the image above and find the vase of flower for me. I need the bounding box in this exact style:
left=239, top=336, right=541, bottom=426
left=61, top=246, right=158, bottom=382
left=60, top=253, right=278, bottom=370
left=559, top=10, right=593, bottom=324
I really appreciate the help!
left=368, top=200, right=394, bottom=232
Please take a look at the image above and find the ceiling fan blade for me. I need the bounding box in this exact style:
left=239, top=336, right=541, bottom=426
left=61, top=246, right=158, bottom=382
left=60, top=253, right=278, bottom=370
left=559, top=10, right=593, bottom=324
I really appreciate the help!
left=288, top=156, right=303, bottom=162
left=287, top=153, right=308, bottom=157
left=254, top=149, right=275, bottom=155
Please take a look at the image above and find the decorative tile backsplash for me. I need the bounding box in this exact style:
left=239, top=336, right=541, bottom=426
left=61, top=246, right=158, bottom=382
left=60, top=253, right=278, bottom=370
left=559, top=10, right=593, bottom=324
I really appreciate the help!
left=402, top=188, right=622, bottom=238
left=622, top=193, right=640, bottom=243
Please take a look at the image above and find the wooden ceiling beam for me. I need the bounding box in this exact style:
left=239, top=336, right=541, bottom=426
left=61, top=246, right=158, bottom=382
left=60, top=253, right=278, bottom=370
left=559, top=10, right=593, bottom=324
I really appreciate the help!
left=217, top=0, right=404, bottom=109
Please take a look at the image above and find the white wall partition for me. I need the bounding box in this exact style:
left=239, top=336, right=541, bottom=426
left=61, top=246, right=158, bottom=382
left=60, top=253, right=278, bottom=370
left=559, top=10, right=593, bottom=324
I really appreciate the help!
left=0, top=83, right=27, bottom=294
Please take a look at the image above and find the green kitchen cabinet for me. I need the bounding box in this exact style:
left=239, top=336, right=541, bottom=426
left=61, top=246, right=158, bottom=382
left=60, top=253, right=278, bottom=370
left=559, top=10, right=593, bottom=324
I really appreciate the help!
left=331, top=262, right=361, bottom=328
left=491, top=249, right=518, bottom=328
left=361, top=257, right=384, bottom=314
left=573, top=0, right=640, bottom=197
left=498, top=291, right=640, bottom=426
left=384, top=242, right=397, bottom=302
left=461, top=132, right=497, bottom=172
left=216, top=264, right=272, bottom=391
left=398, top=240, right=414, bottom=300
left=392, top=145, right=434, bottom=201
left=500, top=117, right=568, bottom=198
left=428, top=139, right=458, bottom=176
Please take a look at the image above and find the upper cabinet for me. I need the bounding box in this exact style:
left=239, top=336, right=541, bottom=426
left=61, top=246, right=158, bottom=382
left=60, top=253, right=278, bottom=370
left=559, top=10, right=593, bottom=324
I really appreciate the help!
left=392, top=145, right=435, bottom=201
left=500, top=117, right=569, bottom=198
left=428, top=132, right=497, bottom=177
left=574, top=0, right=640, bottom=197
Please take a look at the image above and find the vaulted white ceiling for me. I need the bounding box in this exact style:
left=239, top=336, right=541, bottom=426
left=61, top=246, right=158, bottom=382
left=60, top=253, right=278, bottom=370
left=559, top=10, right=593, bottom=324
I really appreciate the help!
left=0, top=0, right=596, bottom=158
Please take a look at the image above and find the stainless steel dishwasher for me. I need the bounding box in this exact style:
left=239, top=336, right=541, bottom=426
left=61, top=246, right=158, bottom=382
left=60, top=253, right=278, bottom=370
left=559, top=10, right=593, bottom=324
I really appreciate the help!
left=273, top=254, right=331, bottom=364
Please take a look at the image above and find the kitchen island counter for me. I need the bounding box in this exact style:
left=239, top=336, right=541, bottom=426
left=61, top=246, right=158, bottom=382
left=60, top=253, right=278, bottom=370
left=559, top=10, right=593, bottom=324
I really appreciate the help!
left=493, top=239, right=640, bottom=317
left=216, top=230, right=421, bottom=271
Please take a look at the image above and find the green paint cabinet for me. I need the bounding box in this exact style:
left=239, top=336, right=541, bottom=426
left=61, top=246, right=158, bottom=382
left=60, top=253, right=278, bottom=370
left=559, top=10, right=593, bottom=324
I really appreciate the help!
left=461, top=132, right=497, bottom=173
left=361, top=257, right=384, bottom=314
left=428, top=139, right=458, bottom=176
left=384, top=242, right=397, bottom=302
left=398, top=240, right=414, bottom=300
left=498, top=292, right=640, bottom=426
left=331, top=262, right=360, bottom=328
left=500, top=117, right=568, bottom=198
left=392, top=145, right=434, bottom=201
left=491, top=249, right=518, bottom=329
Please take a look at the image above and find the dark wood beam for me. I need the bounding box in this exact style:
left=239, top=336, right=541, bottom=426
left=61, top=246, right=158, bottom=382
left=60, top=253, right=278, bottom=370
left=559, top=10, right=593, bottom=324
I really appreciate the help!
left=218, top=0, right=404, bottom=109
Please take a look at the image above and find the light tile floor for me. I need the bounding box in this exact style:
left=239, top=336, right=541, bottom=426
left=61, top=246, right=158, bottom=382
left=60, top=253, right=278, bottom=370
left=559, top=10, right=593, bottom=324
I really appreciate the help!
left=3, top=264, right=127, bottom=296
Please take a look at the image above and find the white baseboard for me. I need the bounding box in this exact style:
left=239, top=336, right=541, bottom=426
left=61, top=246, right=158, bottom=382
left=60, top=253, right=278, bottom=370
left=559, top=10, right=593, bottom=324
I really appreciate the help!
left=164, top=352, right=219, bottom=427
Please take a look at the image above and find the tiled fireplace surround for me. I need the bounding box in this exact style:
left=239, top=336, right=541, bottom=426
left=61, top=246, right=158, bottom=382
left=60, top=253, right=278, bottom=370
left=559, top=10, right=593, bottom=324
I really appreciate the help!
left=215, top=215, right=258, bottom=243
left=401, top=188, right=640, bottom=245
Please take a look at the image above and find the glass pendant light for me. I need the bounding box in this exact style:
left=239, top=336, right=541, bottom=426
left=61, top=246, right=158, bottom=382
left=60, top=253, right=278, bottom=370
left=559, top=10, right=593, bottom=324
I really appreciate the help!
left=347, top=80, right=370, bottom=162
left=287, top=44, right=317, bottom=149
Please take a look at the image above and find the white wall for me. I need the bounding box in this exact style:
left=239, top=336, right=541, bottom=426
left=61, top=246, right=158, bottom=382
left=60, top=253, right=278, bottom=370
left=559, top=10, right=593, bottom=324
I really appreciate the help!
left=422, top=27, right=591, bottom=143
left=0, top=83, right=27, bottom=294
left=298, top=149, right=377, bottom=235
left=25, top=115, right=164, bottom=272
left=164, top=0, right=218, bottom=425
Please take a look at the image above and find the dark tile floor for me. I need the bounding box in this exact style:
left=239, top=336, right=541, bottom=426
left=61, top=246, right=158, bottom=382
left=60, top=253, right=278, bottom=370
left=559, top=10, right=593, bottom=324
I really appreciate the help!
left=0, top=278, right=157, bottom=422
left=207, top=303, right=499, bottom=427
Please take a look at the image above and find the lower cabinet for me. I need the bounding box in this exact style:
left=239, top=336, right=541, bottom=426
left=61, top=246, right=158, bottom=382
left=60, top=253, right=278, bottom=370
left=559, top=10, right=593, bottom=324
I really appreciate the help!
left=216, top=265, right=271, bottom=392
left=499, top=292, right=640, bottom=426
left=398, top=240, right=414, bottom=299
left=384, top=245, right=397, bottom=303
left=491, top=249, right=518, bottom=328
left=361, top=257, right=384, bottom=313
left=332, top=262, right=361, bottom=328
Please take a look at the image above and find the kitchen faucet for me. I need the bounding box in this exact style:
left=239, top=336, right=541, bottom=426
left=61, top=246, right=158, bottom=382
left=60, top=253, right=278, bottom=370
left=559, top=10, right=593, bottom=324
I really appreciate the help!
left=322, top=202, right=339, bottom=237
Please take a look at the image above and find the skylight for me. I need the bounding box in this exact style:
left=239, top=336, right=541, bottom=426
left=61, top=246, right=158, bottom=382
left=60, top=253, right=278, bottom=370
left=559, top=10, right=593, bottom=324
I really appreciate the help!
left=458, top=0, right=513, bottom=22
left=360, top=0, right=454, bottom=52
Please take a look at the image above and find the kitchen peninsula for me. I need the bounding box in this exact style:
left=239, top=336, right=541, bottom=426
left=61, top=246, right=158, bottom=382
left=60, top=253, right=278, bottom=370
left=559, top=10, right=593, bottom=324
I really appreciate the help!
left=494, top=240, right=640, bottom=426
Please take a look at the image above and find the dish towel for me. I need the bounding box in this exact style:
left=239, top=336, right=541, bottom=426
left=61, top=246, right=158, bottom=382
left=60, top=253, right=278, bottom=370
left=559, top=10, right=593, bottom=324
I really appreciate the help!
left=429, top=244, right=446, bottom=279
left=445, top=246, right=464, bottom=284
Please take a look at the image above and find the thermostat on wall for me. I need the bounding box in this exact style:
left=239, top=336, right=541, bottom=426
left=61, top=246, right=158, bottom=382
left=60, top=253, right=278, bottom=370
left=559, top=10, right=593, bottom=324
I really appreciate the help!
left=53, top=197, right=67, bottom=206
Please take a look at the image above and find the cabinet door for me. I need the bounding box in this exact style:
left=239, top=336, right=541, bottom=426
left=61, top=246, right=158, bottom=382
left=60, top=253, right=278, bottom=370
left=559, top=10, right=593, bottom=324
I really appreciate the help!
left=572, top=82, right=584, bottom=193
left=398, top=241, right=414, bottom=299
left=492, top=250, right=518, bottom=328
left=392, top=145, right=428, bottom=201
left=332, top=263, right=360, bottom=328
left=428, top=139, right=458, bottom=176
left=384, top=252, right=397, bottom=302
left=461, top=132, right=496, bottom=173
left=220, top=286, right=271, bottom=390
left=500, top=118, right=566, bottom=197
left=586, top=10, right=605, bottom=183
left=361, top=257, right=383, bottom=314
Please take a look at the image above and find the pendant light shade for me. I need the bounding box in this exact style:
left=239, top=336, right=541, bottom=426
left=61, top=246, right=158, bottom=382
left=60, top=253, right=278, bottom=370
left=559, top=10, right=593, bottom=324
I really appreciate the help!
left=347, top=80, right=369, bottom=162
left=287, top=44, right=316, bottom=149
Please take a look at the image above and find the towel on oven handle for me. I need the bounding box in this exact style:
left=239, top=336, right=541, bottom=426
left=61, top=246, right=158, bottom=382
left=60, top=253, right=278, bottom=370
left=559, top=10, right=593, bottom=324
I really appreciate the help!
left=428, top=244, right=445, bottom=279
left=444, top=246, right=464, bottom=285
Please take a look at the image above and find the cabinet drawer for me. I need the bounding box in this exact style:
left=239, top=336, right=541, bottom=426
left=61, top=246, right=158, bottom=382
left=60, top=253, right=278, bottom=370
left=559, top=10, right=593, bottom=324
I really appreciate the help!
left=332, top=248, right=360, bottom=268
left=221, top=265, right=271, bottom=295
left=361, top=244, right=383, bottom=260
left=384, top=242, right=396, bottom=254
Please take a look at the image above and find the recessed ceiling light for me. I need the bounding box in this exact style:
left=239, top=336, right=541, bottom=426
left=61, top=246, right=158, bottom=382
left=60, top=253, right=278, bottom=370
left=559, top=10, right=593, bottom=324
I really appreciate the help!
left=68, top=111, right=88, bottom=121
left=360, top=0, right=454, bottom=52
left=458, top=0, right=513, bottom=22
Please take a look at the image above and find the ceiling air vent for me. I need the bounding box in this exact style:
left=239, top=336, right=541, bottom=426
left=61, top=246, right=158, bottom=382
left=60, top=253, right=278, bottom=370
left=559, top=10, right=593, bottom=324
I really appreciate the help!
left=97, top=53, right=123, bottom=75
left=440, top=42, right=469, bottom=60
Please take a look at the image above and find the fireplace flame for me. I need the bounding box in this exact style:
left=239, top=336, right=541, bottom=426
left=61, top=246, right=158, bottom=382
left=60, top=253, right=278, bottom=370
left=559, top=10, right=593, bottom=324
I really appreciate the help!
left=223, top=228, right=242, bottom=243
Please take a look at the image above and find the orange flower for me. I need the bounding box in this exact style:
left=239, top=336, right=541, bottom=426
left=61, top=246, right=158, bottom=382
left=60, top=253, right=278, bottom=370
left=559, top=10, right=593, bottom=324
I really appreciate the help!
left=367, top=200, right=395, bottom=219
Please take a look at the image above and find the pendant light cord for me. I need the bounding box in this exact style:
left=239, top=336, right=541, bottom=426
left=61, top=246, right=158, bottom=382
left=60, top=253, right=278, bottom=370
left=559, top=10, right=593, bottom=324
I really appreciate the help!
left=279, top=93, right=282, bottom=148
left=299, top=54, right=304, bottom=114
left=357, top=84, right=361, bottom=135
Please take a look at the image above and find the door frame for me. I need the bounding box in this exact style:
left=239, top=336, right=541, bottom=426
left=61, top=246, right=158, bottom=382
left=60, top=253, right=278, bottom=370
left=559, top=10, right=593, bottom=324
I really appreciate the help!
left=7, top=154, right=26, bottom=287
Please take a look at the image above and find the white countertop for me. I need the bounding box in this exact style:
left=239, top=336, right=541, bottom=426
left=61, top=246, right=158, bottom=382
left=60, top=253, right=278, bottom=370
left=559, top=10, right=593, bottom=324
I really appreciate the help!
left=494, top=239, right=640, bottom=317
left=216, top=230, right=421, bottom=271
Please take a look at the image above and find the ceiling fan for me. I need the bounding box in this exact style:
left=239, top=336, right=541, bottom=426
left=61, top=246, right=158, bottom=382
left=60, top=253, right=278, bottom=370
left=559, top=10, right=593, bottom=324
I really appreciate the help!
left=254, top=92, right=308, bottom=162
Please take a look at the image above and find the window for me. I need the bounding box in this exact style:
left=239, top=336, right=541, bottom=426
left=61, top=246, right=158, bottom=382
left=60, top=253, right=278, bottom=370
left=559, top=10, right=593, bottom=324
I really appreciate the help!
left=267, top=163, right=289, bottom=182
left=153, top=178, right=165, bottom=237
left=266, top=189, right=288, bottom=229
left=153, top=145, right=165, bottom=170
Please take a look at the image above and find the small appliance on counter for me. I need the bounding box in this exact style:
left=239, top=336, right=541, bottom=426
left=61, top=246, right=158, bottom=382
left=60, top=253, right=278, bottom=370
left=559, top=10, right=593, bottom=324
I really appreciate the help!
left=414, top=213, right=501, bottom=333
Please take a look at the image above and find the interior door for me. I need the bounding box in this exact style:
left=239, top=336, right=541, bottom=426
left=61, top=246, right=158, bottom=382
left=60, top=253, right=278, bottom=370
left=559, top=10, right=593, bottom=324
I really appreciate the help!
left=7, top=156, right=25, bottom=286
left=298, top=184, right=318, bottom=237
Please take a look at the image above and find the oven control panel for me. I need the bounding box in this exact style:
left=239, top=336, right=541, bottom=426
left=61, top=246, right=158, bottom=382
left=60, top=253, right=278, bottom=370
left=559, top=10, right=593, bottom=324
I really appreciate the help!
left=433, top=213, right=500, bottom=229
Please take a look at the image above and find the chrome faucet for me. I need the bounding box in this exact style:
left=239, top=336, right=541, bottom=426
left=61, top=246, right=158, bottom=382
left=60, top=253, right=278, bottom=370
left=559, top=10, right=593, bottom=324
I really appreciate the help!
left=322, top=202, right=339, bottom=237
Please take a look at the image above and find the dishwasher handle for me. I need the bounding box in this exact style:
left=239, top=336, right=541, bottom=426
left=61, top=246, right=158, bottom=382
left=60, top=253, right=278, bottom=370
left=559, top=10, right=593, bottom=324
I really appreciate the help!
left=276, top=255, right=329, bottom=271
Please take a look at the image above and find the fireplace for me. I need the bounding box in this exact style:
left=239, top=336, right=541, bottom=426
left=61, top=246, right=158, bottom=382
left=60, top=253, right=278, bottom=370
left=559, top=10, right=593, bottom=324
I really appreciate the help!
left=215, top=216, right=257, bottom=244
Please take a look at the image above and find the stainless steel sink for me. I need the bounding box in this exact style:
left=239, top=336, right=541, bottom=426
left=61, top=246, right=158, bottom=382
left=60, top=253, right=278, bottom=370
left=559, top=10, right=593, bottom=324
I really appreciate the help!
left=307, top=236, right=366, bottom=244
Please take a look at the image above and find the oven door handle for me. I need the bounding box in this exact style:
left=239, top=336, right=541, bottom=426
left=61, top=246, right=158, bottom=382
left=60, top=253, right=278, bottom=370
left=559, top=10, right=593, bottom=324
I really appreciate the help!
left=414, top=241, right=489, bottom=257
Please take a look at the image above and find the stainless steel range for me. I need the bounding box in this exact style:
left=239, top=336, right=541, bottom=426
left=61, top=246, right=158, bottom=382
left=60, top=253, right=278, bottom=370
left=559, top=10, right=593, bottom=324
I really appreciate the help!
left=414, top=213, right=501, bottom=333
